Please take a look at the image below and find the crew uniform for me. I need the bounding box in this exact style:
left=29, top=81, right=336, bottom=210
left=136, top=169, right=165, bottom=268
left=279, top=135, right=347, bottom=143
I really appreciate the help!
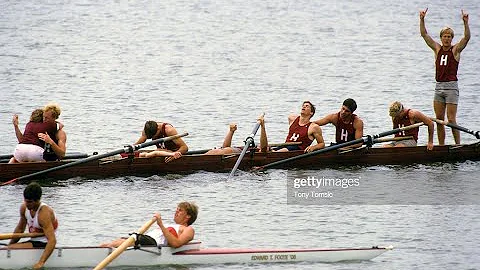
left=279, top=116, right=313, bottom=151
left=24, top=202, right=58, bottom=248
left=435, top=46, right=459, bottom=104
left=392, top=109, right=418, bottom=147
left=153, top=123, right=180, bottom=151
left=136, top=224, right=180, bottom=247
left=335, top=112, right=357, bottom=143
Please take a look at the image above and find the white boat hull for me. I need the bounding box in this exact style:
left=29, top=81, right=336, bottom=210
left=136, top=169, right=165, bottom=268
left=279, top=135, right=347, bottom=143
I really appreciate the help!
left=0, top=242, right=392, bottom=269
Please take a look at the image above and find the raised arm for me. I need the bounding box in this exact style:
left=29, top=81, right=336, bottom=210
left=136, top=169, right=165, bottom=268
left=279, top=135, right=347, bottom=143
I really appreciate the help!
left=12, top=114, right=23, bottom=143
left=454, top=9, right=470, bottom=55
left=420, top=8, right=440, bottom=52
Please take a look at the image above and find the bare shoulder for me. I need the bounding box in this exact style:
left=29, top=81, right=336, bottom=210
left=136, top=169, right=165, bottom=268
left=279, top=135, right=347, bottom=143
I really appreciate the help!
left=354, top=115, right=364, bottom=126
left=164, top=124, right=179, bottom=136
left=309, top=122, right=322, bottom=133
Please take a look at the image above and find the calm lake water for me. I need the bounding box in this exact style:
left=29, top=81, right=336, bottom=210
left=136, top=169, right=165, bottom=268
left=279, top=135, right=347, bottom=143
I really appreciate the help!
left=1, top=0, right=479, bottom=269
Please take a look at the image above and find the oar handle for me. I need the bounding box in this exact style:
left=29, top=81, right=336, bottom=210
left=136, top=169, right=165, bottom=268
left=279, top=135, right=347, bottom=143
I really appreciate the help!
left=93, top=218, right=156, bottom=270
left=0, top=232, right=44, bottom=240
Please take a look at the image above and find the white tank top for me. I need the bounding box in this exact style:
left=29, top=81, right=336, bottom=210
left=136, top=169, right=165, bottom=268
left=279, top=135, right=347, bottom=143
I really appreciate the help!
left=146, top=224, right=181, bottom=246
left=25, top=202, right=57, bottom=243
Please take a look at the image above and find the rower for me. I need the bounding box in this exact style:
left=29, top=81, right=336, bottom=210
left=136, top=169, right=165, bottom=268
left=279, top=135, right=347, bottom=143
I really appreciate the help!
left=135, top=121, right=189, bottom=163
left=259, top=101, right=325, bottom=153
left=313, top=98, right=365, bottom=149
left=100, top=201, right=198, bottom=249
left=383, top=101, right=434, bottom=150
left=7, top=182, right=58, bottom=270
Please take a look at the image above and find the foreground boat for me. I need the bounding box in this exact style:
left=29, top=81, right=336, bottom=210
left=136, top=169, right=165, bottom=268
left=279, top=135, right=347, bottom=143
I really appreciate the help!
left=0, top=242, right=392, bottom=268
left=1, top=142, right=479, bottom=182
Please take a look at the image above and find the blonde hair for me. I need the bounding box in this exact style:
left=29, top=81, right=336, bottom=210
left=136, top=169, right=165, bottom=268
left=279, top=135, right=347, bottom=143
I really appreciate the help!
left=440, top=27, right=454, bottom=38
left=30, top=109, right=44, bottom=123
left=43, top=103, right=62, bottom=119
left=178, top=201, right=199, bottom=226
left=389, top=101, right=403, bottom=117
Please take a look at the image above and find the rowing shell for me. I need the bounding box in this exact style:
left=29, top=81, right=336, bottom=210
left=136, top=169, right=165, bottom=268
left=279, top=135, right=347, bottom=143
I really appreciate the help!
left=0, top=242, right=392, bottom=268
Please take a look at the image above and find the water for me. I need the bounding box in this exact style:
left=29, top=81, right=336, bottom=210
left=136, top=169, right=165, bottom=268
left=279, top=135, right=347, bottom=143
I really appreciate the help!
left=1, top=0, right=479, bottom=269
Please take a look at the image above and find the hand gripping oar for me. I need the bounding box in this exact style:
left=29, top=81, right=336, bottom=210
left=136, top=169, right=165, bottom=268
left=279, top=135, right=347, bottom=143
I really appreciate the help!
left=93, top=217, right=156, bottom=270
left=430, top=118, right=480, bottom=139
left=229, top=113, right=264, bottom=178
left=1, top=133, right=188, bottom=186
left=255, top=123, right=424, bottom=171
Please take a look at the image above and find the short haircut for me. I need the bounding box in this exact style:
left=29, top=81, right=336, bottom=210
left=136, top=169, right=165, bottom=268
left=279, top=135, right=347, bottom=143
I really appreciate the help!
left=440, top=27, right=454, bottom=38
left=24, top=182, right=42, bottom=201
left=303, top=101, right=316, bottom=117
left=43, top=103, right=62, bottom=119
left=144, top=121, right=158, bottom=139
left=178, top=201, right=199, bottom=226
left=389, top=101, right=403, bottom=117
left=343, top=98, right=357, bottom=113
left=30, top=109, right=44, bottom=123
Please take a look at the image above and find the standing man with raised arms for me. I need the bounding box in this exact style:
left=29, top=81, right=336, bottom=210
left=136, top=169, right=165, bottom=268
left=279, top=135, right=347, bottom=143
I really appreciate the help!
left=420, top=8, right=470, bottom=145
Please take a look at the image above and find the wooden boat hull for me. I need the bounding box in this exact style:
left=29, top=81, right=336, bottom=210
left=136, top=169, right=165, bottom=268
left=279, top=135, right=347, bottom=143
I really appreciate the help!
left=0, top=242, right=392, bottom=268
left=1, top=143, right=479, bottom=182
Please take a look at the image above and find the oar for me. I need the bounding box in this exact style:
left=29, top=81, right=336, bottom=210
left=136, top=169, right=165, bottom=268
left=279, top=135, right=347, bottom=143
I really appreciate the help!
left=228, top=113, right=264, bottom=178
left=430, top=118, right=480, bottom=139
left=0, top=232, right=44, bottom=240
left=256, top=123, right=424, bottom=171
left=1, top=133, right=188, bottom=186
left=93, top=217, right=156, bottom=270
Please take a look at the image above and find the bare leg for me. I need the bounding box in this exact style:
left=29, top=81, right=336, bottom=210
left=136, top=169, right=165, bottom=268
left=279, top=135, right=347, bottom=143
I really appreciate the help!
left=7, top=242, right=34, bottom=249
left=99, top=238, right=128, bottom=248
left=140, top=150, right=173, bottom=158
left=446, top=103, right=460, bottom=144
left=8, top=157, right=18, bottom=163
left=222, top=123, right=237, bottom=148
left=434, top=101, right=446, bottom=145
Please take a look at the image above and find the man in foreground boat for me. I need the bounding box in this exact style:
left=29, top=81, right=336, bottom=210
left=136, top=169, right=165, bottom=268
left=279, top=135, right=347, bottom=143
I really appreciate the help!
left=135, top=121, right=189, bottom=163
left=313, top=98, right=364, bottom=149
left=8, top=182, right=58, bottom=269
left=259, top=101, right=325, bottom=153
left=384, top=101, right=434, bottom=150
left=100, top=201, right=198, bottom=248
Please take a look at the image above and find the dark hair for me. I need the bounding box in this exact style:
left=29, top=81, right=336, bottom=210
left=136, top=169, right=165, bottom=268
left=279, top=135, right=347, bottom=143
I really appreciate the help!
left=144, top=121, right=158, bottom=139
left=303, top=101, right=316, bottom=117
left=24, top=182, right=42, bottom=201
left=178, top=201, right=199, bottom=226
left=343, top=98, right=357, bottom=113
